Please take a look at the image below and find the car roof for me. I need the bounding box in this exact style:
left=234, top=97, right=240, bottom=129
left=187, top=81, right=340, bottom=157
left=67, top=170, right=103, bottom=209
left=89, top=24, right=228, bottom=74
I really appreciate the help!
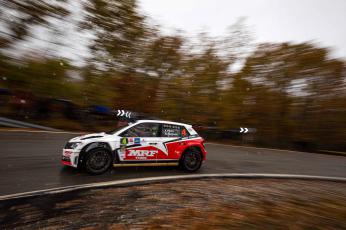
left=135, top=119, right=191, bottom=127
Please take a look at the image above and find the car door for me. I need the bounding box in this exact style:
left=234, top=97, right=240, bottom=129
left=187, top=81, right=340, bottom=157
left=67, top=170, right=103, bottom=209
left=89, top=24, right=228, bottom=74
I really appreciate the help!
left=119, top=122, right=161, bottom=162
left=157, top=123, right=190, bottom=160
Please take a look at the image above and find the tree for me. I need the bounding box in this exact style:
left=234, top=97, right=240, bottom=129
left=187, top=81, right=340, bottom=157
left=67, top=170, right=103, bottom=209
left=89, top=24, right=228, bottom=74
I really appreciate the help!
left=239, top=42, right=346, bottom=148
left=82, top=0, right=148, bottom=73
left=0, top=0, right=70, bottom=49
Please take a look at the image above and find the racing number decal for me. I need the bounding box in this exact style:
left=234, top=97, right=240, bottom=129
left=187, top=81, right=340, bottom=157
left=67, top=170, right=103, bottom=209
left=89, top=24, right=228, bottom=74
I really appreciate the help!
left=181, top=128, right=187, bottom=137
left=121, top=137, right=128, bottom=145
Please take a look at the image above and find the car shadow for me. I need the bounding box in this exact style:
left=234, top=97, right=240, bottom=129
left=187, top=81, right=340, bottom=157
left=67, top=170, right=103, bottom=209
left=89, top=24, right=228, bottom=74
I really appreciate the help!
left=59, top=165, right=185, bottom=181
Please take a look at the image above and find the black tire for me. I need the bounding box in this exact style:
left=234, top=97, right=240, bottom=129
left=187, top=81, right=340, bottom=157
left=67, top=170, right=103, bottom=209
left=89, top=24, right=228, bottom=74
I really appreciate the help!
left=84, top=148, right=112, bottom=175
left=180, top=148, right=202, bottom=172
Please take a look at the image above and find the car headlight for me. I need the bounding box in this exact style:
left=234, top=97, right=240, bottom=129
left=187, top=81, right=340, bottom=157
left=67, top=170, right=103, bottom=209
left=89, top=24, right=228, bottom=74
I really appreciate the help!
left=71, top=142, right=81, bottom=149
left=65, top=142, right=82, bottom=149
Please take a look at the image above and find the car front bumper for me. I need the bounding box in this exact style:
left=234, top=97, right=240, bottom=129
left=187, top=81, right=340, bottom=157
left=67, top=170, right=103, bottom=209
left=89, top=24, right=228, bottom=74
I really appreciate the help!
left=61, top=149, right=80, bottom=168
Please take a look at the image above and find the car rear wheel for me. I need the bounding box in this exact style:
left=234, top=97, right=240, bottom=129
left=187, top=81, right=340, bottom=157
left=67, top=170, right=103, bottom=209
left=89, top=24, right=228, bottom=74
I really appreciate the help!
left=180, top=148, right=202, bottom=172
left=85, top=148, right=112, bottom=175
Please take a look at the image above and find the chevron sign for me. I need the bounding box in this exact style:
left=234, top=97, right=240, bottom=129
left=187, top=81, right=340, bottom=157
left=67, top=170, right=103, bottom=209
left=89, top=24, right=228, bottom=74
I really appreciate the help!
left=239, top=127, right=249, bottom=133
left=116, top=109, right=132, bottom=118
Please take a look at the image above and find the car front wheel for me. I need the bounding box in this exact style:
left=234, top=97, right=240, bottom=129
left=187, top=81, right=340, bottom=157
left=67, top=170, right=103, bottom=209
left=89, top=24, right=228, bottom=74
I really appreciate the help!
left=85, top=148, right=112, bottom=175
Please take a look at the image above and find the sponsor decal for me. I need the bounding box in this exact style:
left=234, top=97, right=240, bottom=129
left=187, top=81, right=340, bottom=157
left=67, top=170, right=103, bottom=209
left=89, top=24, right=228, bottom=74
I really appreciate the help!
left=128, top=137, right=134, bottom=144
left=63, top=150, right=72, bottom=157
left=162, top=124, right=181, bottom=137
left=128, top=149, right=158, bottom=157
left=134, top=137, right=140, bottom=144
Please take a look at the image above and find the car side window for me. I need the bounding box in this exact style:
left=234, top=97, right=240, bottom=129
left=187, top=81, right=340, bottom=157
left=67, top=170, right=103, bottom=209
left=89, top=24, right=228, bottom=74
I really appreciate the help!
left=161, top=124, right=189, bottom=138
left=121, top=123, right=160, bottom=137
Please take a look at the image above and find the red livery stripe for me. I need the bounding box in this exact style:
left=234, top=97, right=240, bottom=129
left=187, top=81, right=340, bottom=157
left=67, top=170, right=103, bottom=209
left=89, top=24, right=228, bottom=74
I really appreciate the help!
left=61, top=160, right=72, bottom=166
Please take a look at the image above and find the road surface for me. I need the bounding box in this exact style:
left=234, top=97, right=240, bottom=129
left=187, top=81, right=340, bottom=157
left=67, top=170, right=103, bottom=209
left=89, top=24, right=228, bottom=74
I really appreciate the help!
left=0, top=131, right=345, bottom=196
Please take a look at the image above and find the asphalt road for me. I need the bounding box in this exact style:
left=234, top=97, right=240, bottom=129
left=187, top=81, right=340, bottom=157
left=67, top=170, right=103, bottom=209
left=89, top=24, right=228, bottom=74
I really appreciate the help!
left=0, top=131, right=345, bottom=196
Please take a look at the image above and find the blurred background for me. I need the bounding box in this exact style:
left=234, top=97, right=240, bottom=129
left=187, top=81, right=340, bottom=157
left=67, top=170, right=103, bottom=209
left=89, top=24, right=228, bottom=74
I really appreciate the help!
left=0, top=0, right=345, bottom=152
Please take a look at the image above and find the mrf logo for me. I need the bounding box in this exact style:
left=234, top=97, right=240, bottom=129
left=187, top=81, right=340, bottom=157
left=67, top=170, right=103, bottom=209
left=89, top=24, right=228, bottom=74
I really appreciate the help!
left=128, top=149, right=158, bottom=157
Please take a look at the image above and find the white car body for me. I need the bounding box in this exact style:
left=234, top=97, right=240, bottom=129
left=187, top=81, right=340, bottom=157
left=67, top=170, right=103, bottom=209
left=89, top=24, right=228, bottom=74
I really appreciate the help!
left=61, top=120, right=206, bottom=171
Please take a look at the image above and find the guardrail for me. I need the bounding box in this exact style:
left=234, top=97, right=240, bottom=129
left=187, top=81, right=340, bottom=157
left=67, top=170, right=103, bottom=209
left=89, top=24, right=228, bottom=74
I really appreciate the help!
left=0, top=116, right=61, bottom=131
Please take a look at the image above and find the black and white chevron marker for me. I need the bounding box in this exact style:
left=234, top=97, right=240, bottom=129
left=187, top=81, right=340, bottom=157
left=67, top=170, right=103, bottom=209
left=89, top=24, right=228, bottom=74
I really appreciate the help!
left=240, top=127, right=249, bottom=133
left=116, top=109, right=132, bottom=118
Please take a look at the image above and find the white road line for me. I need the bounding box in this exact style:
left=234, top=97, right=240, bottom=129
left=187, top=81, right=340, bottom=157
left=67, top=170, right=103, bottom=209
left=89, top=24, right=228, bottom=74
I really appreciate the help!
left=1, top=173, right=345, bottom=201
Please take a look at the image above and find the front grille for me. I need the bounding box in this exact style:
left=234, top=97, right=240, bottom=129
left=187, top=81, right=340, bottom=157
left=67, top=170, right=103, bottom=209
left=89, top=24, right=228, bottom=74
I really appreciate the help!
left=62, top=156, right=71, bottom=162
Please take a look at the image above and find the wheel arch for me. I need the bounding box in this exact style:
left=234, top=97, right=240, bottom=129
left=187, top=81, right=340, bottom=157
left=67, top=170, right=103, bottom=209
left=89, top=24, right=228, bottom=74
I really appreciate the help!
left=78, top=142, right=113, bottom=168
left=180, top=145, right=204, bottom=161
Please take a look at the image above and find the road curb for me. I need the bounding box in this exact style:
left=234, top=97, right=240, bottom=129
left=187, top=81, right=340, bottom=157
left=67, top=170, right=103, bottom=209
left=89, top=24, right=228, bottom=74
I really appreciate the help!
left=1, top=173, right=346, bottom=201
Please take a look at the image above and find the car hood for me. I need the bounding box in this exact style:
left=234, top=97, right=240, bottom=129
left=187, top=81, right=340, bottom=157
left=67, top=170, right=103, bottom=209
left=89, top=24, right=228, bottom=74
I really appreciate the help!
left=70, top=132, right=107, bottom=142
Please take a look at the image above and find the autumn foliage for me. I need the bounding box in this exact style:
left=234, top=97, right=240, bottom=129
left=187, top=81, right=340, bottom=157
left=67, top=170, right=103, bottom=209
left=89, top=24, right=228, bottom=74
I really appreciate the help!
left=0, top=0, right=345, bottom=151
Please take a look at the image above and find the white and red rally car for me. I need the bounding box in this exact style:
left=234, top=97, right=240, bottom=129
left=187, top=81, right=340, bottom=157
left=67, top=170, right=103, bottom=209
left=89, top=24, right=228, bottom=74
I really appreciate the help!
left=62, top=120, right=207, bottom=174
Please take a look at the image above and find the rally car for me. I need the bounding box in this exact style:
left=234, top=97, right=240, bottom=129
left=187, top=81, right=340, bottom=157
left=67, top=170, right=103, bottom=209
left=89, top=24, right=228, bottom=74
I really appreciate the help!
left=62, top=120, right=207, bottom=174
